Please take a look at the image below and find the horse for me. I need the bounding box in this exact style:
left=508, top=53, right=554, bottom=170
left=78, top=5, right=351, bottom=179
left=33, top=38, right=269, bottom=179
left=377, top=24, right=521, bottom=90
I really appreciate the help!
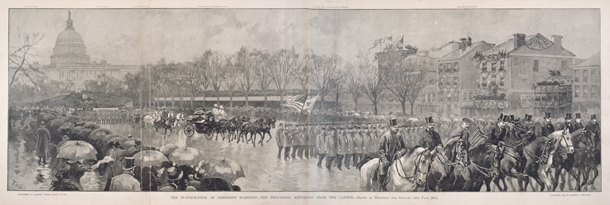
left=243, top=117, right=276, bottom=147
left=521, top=129, right=574, bottom=191
left=553, top=128, right=600, bottom=191
left=359, top=147, right=439, bottom=192
left=493, top=121, right=537, bottom=192
left=427, top=139, right=502, bottom=191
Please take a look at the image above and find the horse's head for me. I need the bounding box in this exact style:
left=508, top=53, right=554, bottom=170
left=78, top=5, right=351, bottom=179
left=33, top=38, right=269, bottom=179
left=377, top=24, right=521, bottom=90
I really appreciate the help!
left=490, top=144, right=505, bottom=179
left=556, top=129, right=574, bottom=154
left=409, top=148, right=435, bottom=186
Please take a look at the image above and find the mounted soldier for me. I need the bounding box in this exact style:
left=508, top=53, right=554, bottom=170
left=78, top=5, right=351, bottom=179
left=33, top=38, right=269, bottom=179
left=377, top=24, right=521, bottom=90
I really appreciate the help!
left=377, top=118, right=407, bottom=191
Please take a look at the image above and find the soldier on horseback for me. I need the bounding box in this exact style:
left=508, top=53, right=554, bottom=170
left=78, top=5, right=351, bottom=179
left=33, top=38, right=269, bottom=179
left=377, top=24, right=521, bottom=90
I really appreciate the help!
left=377, top=118, right=407, bottom=191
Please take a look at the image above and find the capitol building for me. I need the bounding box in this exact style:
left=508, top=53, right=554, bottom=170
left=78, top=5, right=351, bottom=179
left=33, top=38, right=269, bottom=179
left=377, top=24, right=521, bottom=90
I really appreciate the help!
left=42, top=10, right=139, bottom=91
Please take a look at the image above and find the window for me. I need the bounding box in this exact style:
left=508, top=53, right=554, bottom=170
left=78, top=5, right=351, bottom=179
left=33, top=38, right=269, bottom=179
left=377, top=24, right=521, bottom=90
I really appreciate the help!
left=454, top=62, right=459, bottom=72
left=454, top=76, right=459, bottom=86
left=439, top=91, right=444, bottom=102
left=562, top=61, right=568, bottom=69
left=574, top=70, right=579, bottom=82
left=533, top=60, right=539, bottom=72
left=583, top=85, right=588, bottom=98
left=575, top=85, right=580, bottom=98
left=447, top=93, right=451, bottom=102
left=463, top=91, right=468, bottom=102
left=583, top=70, right=588, bottom=82
left=592, top=85, right=598, bottom=98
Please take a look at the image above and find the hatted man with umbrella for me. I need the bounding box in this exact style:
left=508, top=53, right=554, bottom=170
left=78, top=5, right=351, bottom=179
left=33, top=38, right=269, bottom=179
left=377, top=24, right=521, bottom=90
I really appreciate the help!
left=377, top=118, right=407, bottom=191
left=109, top=157, right=141, bottom=191
left=35, top=121, right=52, bottom=166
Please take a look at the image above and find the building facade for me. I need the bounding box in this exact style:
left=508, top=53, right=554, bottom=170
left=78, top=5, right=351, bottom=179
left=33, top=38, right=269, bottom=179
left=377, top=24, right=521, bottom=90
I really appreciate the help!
left=43, top=11, right=138, bottom=91
left=571, top=52, right=601, bottom=117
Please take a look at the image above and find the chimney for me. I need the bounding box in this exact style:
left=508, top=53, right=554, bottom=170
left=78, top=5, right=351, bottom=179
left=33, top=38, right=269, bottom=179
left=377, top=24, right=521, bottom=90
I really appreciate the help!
left=513, top=33, right=526, bottom=48
left=451, top=42, right=460, bottom=53
left=552, top=35, right=563, bottom=47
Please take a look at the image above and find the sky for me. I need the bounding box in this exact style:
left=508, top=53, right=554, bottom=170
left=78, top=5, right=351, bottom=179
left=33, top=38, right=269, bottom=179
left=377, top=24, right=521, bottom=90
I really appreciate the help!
left=9, top=9, right=600, bottom=66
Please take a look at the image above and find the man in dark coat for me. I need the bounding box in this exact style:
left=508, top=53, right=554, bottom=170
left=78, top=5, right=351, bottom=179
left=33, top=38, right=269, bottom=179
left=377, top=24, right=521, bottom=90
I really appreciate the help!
left=344, top=126, right=355, bottom=169
left=316, top=127, right=327, bottom=168
left=449, top=118, right=474, bottom=165
left=487, top=113, right=508, bottom=146
left=559, top=113, right=576, bottom=133
left=541, top=112, right=555, bottom=137
left=35, top=121, right=52, bottom=166
left=418, top=116, right=443, bottom=151
left=336, top=127, right=348, bottom=170
left=573, top=113, right=584, bottom=131
left=377, top=118, right=407, bottom=191
left=585, top=115, right=600, bottom=151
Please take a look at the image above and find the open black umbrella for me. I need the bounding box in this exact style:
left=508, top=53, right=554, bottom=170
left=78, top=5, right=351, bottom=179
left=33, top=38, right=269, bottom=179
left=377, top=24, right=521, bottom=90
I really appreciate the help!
left=204, top=157, right=245, bottom=183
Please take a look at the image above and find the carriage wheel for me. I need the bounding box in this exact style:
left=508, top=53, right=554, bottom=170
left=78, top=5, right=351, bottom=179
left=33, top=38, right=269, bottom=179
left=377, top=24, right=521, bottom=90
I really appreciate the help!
left=184, top=124, right=195, bottom=138
left=204, top=130, right=214, bottom=140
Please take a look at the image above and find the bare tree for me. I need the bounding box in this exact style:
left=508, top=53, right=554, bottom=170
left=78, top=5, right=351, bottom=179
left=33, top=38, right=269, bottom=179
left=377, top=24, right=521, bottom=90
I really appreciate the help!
left=9, top=31, right=44, bottom=88
left=358, top=51, right=384, bottom=115
left=344, top=62, right=363, bottom=112
left=195, top=51, right=212, bottom=108
left=224, top=55, right=239, bottom=110
left=294, top=53, right=311, bottom=97
left=268, top=48, right=298, bottom=107
left=253, top=50, right=274, bottom=108
left=379, top=51, right=429, bottom=115
left=236, top=47, right=258, bottom=107
left=208, top=51, right=226, bottom=106
left=309, top=53, right=341, bottom=110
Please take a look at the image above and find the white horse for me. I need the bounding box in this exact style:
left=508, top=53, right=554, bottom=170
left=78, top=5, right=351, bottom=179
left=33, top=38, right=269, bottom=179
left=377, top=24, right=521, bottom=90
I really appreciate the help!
left=360, top=147, right=438, bottom=191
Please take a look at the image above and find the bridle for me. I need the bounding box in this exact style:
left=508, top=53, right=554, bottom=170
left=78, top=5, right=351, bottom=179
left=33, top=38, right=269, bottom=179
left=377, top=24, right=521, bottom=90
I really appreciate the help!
left=395, top=151, right=430, bottom=185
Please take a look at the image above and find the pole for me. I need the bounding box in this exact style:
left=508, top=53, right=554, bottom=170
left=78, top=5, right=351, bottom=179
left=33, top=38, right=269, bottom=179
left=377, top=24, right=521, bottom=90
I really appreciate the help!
left=148, top=65, right=152, bottom=108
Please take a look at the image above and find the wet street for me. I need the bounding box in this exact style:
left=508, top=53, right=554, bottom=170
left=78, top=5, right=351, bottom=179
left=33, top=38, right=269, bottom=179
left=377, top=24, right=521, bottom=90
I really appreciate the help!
left=7, top=123, right=602, bottom=192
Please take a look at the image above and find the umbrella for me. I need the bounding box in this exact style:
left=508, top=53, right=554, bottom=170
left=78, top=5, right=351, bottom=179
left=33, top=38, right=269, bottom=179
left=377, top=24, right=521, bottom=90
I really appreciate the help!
left=103, top=134, right=123, bottom=144
left=160, top=144, right=179, bottom=156
left=133, top=150, right=168, bottom=167
left=57, top=140, right=98, bottom=161
left=204, top=158, right=245, bottom=183
left=169, top=147, right=203, bottom=166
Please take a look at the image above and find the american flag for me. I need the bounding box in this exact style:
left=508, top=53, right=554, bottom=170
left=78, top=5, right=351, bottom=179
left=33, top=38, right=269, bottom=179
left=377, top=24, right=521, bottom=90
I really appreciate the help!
left=282, top=94, right=319, bottom=114
left=469, top=127, right=488, bottom=151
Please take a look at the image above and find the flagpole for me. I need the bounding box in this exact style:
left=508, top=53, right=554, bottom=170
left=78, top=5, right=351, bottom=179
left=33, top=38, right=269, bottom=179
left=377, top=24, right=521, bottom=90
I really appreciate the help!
left=296, top=93, right=308, bottom=124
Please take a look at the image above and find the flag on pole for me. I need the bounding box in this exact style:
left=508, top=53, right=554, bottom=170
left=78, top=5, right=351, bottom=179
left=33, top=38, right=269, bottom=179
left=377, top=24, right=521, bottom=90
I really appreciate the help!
left=282, top=94, right=319, bottom=114
left=469, top=127, right=488, bottom=151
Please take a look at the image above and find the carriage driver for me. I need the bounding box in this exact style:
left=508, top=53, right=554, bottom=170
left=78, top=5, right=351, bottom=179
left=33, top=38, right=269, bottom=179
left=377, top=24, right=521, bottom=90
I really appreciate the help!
left=377, top=118, right=407, bottom=191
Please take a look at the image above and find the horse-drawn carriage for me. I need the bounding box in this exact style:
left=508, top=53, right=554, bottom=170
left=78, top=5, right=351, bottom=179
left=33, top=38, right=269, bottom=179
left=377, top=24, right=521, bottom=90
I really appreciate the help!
left=184, top=111, right=215, bottom=140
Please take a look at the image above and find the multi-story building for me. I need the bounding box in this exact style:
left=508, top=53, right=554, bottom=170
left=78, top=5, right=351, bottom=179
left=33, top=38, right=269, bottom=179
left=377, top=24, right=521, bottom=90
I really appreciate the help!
left=474, top=33, right=576, bottom=117
left=43, top=11, right=138, bottom=91
left=435, top=38, right=494, bottom=117
left=571, top=52, right=601, bottom=117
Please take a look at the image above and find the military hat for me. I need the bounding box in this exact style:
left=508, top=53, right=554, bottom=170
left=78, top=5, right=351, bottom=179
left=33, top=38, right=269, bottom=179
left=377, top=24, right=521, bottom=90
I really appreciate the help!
left=575, top=113, right=581, bottom=119
left=565, top=113, right=572, bottom=120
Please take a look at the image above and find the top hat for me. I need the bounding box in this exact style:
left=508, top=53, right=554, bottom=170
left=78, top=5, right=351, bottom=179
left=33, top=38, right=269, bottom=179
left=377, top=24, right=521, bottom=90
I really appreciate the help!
left=565, top=113, right=572, bottom=120
left=502, top=115, right=511, bottom=122
left=591, top=114, right=597, bottom=120
left=524, top=114, right=533, bottom=122
left=498, top=113, right=506, bottom=121
left=123, top=157, right=136, bottom=170
left=575, top=113, right=581, bottom=119
left=544, top=112, right=552, bottom=119
left=426, top=116, right=434, bottom=124
left=389, top=118, right=398, bottom=126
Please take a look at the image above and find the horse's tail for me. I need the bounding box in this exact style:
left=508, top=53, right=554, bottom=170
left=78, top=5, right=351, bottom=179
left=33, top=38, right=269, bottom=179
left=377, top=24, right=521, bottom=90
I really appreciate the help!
left=356, top=156, right=375, bottom=170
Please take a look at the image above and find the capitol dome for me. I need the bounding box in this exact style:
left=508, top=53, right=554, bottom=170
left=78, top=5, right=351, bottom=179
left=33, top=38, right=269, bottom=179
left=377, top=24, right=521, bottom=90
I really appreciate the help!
left=50, top=10, right=90, bottom=64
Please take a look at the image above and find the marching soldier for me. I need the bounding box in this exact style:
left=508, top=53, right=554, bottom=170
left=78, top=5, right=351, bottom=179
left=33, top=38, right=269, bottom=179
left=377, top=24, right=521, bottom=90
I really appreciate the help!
left=418, top=116, right=443, bottom=152
left=541, top=112, right=555, bottom=137
left=284, top=124, right=294, bottom=160
left=353, top=126, right=364, bottom=166
left=361, top=126, right=370, bottom=158
left=276, top=123, right=286, bottom=160
left=377, top=118, right=407, bottom=191
left=324, top=128, right=338, bottom=171
left=308, top=124, right=317, bottom=159
left=316, top=126, right=327, bottom=168
left=344, top=126, right=355, bottom=169
left=336, top=127, right=348, bottom=170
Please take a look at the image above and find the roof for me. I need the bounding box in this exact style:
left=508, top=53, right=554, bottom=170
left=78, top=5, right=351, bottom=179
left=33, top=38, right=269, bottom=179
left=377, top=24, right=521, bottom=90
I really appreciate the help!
left=438, top=41, right=493, bottom=60
left=483, top=33, right=576, bottom=57
left=572, top=52, right=600, bottom=68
